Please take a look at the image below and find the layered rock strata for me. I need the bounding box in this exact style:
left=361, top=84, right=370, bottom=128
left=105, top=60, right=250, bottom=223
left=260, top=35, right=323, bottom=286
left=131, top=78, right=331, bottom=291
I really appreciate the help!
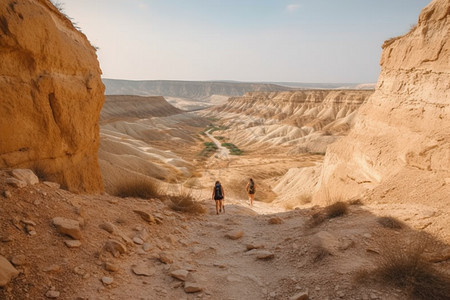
left=206, top=90, right=373, bottom=153
left=315, top=0, right=450, bottom=204
left=0, top=0, right=105, bottom=192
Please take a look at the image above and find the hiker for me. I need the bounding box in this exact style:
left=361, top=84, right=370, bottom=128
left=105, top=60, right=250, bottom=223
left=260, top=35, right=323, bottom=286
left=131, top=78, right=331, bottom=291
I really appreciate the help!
left=246, top=178, right=256, bottom=206
left=212, top=181, right=225, bottom=215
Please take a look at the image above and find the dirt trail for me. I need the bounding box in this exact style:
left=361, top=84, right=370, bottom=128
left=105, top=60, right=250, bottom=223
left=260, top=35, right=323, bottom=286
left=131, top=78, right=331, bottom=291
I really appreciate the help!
left=205, top=130, right=230, bottom=160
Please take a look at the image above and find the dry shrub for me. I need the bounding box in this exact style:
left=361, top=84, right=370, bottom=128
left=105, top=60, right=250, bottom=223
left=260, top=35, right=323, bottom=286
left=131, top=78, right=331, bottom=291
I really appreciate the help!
left=168, top=193, right=206, bottom=214
left=307, top=201, right=349, bottom=228
left=325, top=201, right=348, bottom=218
left=114, top=179, right=160, bottom=199
left=360, top=234, right=450, bottom=300
left=348, top=198, right=363, bottom=206
left=377, top=216, right=403, bottom=230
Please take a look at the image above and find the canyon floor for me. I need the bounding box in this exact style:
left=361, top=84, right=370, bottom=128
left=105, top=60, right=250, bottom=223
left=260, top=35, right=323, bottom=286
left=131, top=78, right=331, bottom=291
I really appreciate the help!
left=1, top=140, right=449, bottom=300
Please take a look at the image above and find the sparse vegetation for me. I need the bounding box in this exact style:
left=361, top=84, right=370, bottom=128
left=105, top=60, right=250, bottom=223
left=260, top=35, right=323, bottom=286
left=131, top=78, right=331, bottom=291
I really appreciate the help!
left=325, top=201, right=348, bottom=218
left=114, top=179, right=160, bottom=199
left=214, top=136, right=225, bottom=140
left=358, top=235, right=450, bottom=300
left=168, top=192, right=206, bottom=214
left=206, top=124, right=229, bottom=134
left=221, top=142, right=243, bottom=155
left=377, top=216, right=403, bottom=230
left=199, top=141, right=218, bottom=157
left=307, top=201, right=349, bottom=228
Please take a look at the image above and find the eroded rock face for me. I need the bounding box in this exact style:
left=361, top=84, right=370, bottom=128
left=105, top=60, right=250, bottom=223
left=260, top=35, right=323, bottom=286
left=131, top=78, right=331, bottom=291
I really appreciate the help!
left=0, top=0, right=105, bottom=192
left=206, top=90, right=373, bottom=153
left=315, top=0, right=450, bottom=203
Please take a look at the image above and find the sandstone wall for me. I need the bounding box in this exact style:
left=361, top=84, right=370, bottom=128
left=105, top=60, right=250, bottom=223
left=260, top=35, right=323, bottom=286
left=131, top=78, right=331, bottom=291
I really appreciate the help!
left=315, top=0, right=450, bottom=203
left=0, top=0, right=105, bottom=192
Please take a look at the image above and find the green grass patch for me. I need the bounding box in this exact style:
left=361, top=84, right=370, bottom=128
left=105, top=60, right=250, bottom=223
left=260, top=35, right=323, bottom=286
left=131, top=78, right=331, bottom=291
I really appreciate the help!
left=222, top=142, right=243, bottom=155
left=199, top=142, right=218, bottom=157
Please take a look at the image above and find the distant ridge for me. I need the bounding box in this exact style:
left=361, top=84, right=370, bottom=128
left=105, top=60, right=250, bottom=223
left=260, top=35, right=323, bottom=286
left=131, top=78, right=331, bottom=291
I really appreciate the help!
left=103, top=79, right=291, bottom=99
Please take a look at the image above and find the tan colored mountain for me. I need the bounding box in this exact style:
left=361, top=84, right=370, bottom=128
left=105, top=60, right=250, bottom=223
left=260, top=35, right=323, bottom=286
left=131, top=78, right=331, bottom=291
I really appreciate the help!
left=205, top=90, right=373, bottom=153
left=316, top=0, right=450, bottom=211
left=0, top=0, right=104, bottom=192
left=99, top=95, right=208, bottom=194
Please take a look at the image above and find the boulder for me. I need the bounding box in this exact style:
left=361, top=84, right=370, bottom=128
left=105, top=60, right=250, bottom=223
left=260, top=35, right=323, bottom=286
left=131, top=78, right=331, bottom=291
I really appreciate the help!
left=11, top=169, right=39, bottom=185
left=0, top=0, right=105, bottom=193
left=0, top=256, right=19, bottom=287
left=52, top=217, right=82, bottom=240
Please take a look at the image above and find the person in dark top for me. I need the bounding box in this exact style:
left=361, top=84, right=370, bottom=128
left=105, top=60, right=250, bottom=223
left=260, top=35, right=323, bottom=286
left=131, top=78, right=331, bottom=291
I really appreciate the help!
left=212, top=180, right=225, bottom=215
left=246, top=178, right=256, bottom=207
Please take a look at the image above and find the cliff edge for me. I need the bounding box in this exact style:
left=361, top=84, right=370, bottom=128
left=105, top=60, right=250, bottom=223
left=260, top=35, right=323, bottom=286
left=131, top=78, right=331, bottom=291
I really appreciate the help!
left=0, top=0, right=105, bottom=192
left=316, top=0, right=450, bottom=206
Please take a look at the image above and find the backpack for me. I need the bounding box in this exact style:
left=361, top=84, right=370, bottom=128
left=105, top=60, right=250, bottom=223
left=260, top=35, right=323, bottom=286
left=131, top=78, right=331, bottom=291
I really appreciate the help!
left=214, top=183, right=223, bottom=200
left=249, top=181, right=255, bottom=194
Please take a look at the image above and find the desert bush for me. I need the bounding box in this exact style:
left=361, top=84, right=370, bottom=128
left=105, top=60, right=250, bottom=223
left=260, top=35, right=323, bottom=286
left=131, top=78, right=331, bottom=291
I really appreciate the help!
left=307, top=201, right=348, bottom=228
left=325, top=201, right=348, bottom=218
left=361, top=235, right=450, bottom=300
left=377, top=216, right=403, bottom=230
left=114, top=179, right=160, bottom=199
left=168, top=192, right=205, bottom=214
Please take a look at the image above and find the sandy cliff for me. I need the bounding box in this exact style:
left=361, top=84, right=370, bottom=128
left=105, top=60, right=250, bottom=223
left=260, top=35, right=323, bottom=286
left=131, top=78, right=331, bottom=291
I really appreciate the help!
left=316, top=0, right=450, bottom=206
left=0, top=0, right=105, bottom=192
left=205, top=90, right=373, bottom=153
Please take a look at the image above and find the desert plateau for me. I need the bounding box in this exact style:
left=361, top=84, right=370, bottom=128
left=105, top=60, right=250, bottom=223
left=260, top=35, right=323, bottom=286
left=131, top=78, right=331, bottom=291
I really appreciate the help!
left=0, top=0, right=449, bottom=300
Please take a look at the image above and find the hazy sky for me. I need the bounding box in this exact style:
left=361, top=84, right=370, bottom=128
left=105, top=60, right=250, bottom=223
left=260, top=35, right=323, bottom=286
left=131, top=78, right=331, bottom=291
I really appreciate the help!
left=57, top=0, right=430, bottom=83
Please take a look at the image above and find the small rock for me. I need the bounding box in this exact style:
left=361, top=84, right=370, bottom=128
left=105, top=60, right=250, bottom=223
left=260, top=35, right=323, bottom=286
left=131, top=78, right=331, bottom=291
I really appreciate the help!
left=45, top=290, right=60, bottom=298
left=256, top=250, right=275, bottom=260
left=52, top=217, right=82, bottom=240
left=11, top=255, right=27, bottom=266
left=101, top=276, right=114, bottom=285
left=133, top=237, right=144, bottom=245
left=64, top=240, right=82, bottom=248
left=184, top=282, right=203, bottom=293
left=225, top=230, right=243, bottom=240
left=21, top=219, right=37, bottom=226
left=246, top=244, right=264, bottom=251
left=11, top=169, right=39, bottom=185
left=337, top=291, right=345, bottom=298
left=99, top=223, right=115, bottom=234
left=133, top=210, right=155, bottom=223
left=0, top=256, right=19, bottom=287
left=74, top=266, right=86, bottom=276
left=103, top=240, right=127, bottom=257
left=6, top=178, right=27, bottom=188
left=170, top=269, right=189, bottom=281
left=143, top=243, right=152, bottom=252
left=3, top=191, right=12, bottom=198
left=363, top=233, right=372, bottom=239
left=43, top=264, right=61, bottom=273
left=25, top=225, right=36, bottom=235
left=370, top=292, right=378, bottom=299
left=268, top=217, right=283, bottom=225
left=132, top=264, right=154, bottom=276
left=105, top=262, right=119, bottom=272
left=158, top=252, right=173, bottom=264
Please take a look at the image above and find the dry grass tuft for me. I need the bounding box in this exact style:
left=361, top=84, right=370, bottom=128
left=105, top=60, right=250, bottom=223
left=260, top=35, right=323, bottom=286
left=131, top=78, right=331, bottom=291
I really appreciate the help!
left=114, top=179, right=160, bottom=199
left=307, top=201, right=349, bottom=228
left=168, top=192, right=206, bottom=214
left=377, top=216, right=403, bottom=230
left=358, top=234, right=450, bottom=300
left=297, top=194, right=312, bottom=205
left=325, top=201, right=348, bottom=218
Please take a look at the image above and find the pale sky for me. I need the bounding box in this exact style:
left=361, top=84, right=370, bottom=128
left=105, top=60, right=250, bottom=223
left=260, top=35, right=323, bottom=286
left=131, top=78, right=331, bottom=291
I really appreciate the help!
left=56, top=0, right=430, bottom=83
